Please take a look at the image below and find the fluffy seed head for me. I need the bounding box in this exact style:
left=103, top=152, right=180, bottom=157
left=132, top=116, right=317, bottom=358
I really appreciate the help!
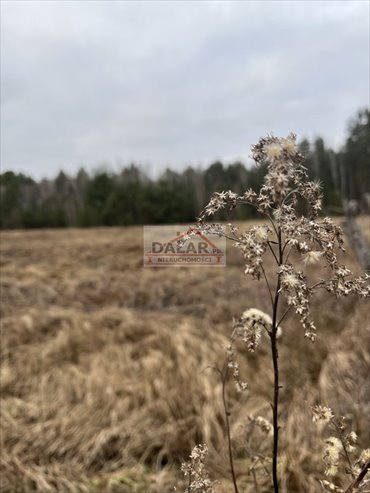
left=281, top=273, right=300, bottom=289
left=303, top=250, right=323, bottom=265
left=312, top=404, right=334, bottom=424
left=265, top=143, right=282, bottom=159
left=346, top=431, right=357, bottom=445
left=242, top=308, right=272, bottom=327
left=325, top=465, right=338, bottom=477
left=281, top=137, right=297, bottom=155
left=359, top=448, right=370, bottom=463
left=325, top=437, right=342, bottom=463
left=232, top=308, right=273, bottom=352
left=319, top=480, right=343, bottom=493
left=254, top=416, right=273, bottom=435
left=254, top=226, right=269, bottom=243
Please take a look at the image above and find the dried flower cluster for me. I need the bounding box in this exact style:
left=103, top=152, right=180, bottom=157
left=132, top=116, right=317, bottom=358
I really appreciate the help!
left=225, top=344, right=248, bottom=393
left=224, top=307, right=283, bottom=395
left=232, top=308, right=271, bottom=351
left=324, top=436, right=342, bottom=477
left=312, top=405, right=370, bottom=492
left=180, top=445, right=215, bottom=493
left=180, top=133, right=369, bottom=493
left=197, top=133, right=369, bottom=342
left=312, top=404, right=335, bottom=425
left=251, top=415, right=273, bottom=435
left=319, top=480, right=344, bottom=493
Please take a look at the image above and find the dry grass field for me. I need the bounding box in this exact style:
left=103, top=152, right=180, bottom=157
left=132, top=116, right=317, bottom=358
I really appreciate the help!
left=1, top=219, right=369, bottom=493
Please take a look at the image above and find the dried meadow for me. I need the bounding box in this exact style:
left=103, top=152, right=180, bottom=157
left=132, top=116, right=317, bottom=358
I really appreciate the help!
left=0, top=199, right=369, bottom=490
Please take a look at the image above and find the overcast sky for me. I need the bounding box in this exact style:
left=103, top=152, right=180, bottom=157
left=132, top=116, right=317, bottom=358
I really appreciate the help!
left=1, top=0, right=369, bottom=180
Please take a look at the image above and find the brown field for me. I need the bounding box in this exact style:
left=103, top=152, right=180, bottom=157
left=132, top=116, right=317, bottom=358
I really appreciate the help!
left=1, top=219, right=369, bottom=493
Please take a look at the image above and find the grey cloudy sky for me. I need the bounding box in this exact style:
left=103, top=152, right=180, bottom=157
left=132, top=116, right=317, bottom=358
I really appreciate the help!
left=1, top=0, right=369, bottom=179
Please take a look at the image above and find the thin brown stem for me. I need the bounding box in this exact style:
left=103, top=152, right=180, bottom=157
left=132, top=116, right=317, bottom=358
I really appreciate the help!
left=309, top=280, right=326, bottom=290
left=266, top=213, right=279, bottom=238
left=251, top=468, right=259, bottom=493
left=284, top=245, right=293, bottom=264
left=269, top=226, right=283, bottom=493
left=261, top=265, right=274, bottom=309
left=282, top=188, right=299, bottom=205
left=222, top=367, right=239, bottom=493
left=277, top=305, right=292, bottom=328
left=257, top=455, right=271, bottom=476
left=223, top=233, right=241, bottom=243
left=214, top=366, right=239, bottom=493
left=268, top=242, right=279, bottom=264
left=344, top=458, right=370, bottom=493
left=270, top=317, right=280, bottom=493
left=332, top=420, right=353, bottom=475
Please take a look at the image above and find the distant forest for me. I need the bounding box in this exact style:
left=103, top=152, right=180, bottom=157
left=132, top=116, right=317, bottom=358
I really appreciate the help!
left=1, top=109, right=369, bottom=229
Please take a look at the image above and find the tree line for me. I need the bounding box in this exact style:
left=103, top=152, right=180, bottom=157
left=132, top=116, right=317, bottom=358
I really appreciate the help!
left=1, top=108, right=369, bottom=229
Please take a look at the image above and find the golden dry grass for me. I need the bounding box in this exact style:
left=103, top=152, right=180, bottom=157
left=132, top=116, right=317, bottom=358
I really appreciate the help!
left=0, top=218, right=369, bottom=493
